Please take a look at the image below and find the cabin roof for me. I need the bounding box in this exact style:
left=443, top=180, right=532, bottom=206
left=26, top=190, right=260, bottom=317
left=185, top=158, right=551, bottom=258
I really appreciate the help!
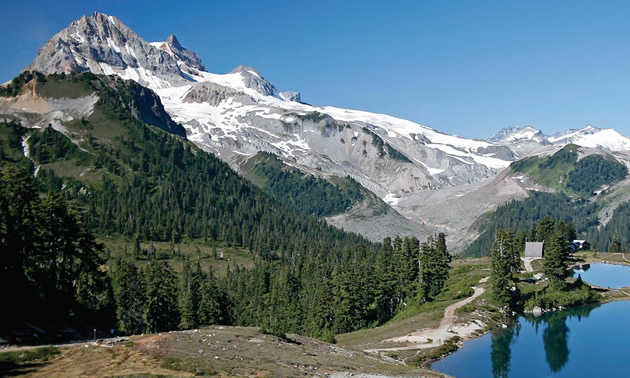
left=525, top=241, right=544, bottom=257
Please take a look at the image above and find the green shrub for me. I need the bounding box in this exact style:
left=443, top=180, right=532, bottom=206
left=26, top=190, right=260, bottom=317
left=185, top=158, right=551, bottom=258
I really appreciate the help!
left=525, top=283, right=598, bottom=310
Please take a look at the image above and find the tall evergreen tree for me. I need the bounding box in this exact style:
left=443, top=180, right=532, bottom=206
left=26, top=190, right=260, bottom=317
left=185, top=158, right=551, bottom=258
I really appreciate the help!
left=491, top=230, right=515, bottom=306
left=0, top=166, right=108, bottom=326
left=419, top=233, right=451, bottom=300
left=543, top=229, right=570, bottom=289
left=113, top=259, right=146, bottom=335
left=179, top=260, right=203, bottom=329
left=198, top=267, right=229, bottom=325
left=144, top=261, right=179, bottom=332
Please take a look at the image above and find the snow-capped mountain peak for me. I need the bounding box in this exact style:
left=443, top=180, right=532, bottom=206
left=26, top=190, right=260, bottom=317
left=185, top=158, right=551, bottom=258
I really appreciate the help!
left=27, top=12, right=188, bottom=90
left=548, top=125, right=630, bottom=151
left=490, top=124, right=630, bottom=155
left=488, top=126, right=547, bottom=143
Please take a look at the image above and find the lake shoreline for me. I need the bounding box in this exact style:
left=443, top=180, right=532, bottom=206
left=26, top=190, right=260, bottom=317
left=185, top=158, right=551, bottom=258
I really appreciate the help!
left=429, top=254, right=630, bottom=372
left=432, top=300, right=630, bottom=377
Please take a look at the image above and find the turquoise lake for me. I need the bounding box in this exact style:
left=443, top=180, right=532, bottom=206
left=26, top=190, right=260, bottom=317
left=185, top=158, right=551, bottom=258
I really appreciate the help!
left=571, top=262, right=630, bottom=288
left=432, top=301, right=630, bottom=377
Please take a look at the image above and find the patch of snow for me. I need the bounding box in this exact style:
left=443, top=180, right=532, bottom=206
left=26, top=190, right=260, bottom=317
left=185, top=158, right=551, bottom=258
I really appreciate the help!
left=253, top=109, right=282, bottom=120
left=426, top=143, right=509, bottom=169
left=106, top=38, right=121, bottom=53
left=270, top=134, right=310, bottom=157
left=71, top=31, right=85, bottom=43
left=98, top=62, right=115, bottom=75
left=136, top=67, right=171, bottom=89
left=383, top=192, right=401, bottom=206
left=125, top=44, right=137, bottom=59
left=414, top=158, right=446, bottom=176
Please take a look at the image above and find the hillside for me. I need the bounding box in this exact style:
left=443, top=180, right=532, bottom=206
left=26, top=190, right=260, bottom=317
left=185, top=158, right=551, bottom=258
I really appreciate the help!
left=2, top=72, right=411, bottom=343
left=240, top=151, right=363, bottom=217
left=510, top=144, right=628, bottom=195
left=0, top=72, right=367, bottom=252
left=0, top=327, right=440, bottom=377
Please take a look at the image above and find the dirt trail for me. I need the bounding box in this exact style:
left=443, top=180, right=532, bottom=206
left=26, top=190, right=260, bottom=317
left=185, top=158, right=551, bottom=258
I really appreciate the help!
left=365, top=276, right=489, bottom=354
left=521, top=257, right=538, bottom=272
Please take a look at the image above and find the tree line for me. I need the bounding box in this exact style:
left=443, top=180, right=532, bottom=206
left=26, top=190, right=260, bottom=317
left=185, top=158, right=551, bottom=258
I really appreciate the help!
left=1, top=164, right=452, bottom=342
left=111, top=234, right=451, bottom=340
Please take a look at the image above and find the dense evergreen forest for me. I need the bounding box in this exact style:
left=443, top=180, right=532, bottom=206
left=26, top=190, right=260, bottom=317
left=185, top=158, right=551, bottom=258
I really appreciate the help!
left=0, top=167, right=452, bottom=341
left=587, top=202, right=630, bottom=252
left=0, top=167, right=113, bottom=336
left=242, top=152, right=363, bottom=217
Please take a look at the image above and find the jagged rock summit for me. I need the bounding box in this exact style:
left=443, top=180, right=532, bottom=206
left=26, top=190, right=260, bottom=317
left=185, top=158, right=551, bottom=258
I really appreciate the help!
left=28, top=12, right=183, bottom=86
left=158, top=34, right=206, bottom=71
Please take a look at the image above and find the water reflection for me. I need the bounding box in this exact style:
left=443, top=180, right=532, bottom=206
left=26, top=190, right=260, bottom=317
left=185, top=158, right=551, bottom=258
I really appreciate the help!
left=490, top=305, right=598, bottom=377
left=571, top=263, right=591, bottom=278
left=542, top=315, right=569, bottom=372
left=490, top=322, right=519, bottom=378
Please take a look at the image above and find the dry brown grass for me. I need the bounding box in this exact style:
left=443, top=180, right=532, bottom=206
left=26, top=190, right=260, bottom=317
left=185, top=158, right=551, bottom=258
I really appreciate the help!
left=19, top=341, right=192, bottom=377
left=9, top=328, right=442, bottom=377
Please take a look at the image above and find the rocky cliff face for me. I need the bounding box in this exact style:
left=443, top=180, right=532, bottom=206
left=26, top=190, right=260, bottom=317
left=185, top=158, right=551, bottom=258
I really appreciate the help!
left=161, top=34, right=206, bottom=71
left=28, top=12, right=185, bottom=88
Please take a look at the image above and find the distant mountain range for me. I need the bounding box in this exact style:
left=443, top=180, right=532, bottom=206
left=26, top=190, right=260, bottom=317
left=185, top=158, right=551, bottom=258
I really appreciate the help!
left=7, top=11, right=630, bottom=247
left=489, top=125, right=630, bottom=157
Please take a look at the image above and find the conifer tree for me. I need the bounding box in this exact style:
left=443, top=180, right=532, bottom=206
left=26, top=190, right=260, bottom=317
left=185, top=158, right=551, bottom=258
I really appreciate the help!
left=609, top=238, right=622, bottom=253
left=419, top=233, right=451, bottom=300
left=144, top=261, right=179, bottom=332
left=373, top=239, right=396, bottom=321
left=491, top=230, right=514, bottom=306
left=113, top=259, right=146, bottom=335
left=179, top=260, right=202, bottom=329
left=544, top=229, right=570, bottom=289
left=198, top=268, right=228, bottom=325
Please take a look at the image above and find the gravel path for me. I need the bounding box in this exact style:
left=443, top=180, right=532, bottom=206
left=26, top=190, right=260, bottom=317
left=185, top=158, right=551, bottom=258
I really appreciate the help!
left=365, top=276, right=489, bottom=354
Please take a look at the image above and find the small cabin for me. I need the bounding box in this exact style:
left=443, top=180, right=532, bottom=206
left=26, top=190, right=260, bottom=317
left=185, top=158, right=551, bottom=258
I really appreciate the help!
left=570, top=240, right=590, bottom=252
left=525, top=241, right=544, bottom=258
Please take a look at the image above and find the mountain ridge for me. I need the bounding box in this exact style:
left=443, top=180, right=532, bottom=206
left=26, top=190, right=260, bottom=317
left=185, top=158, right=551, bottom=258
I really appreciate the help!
left=490, top=124, right=630, bottom=156
left=11, top=11, right=630, bottom=247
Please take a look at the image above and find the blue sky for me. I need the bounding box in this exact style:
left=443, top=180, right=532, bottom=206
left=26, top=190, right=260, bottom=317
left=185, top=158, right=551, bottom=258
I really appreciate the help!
left=2, top=0, right=630, bottom=138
